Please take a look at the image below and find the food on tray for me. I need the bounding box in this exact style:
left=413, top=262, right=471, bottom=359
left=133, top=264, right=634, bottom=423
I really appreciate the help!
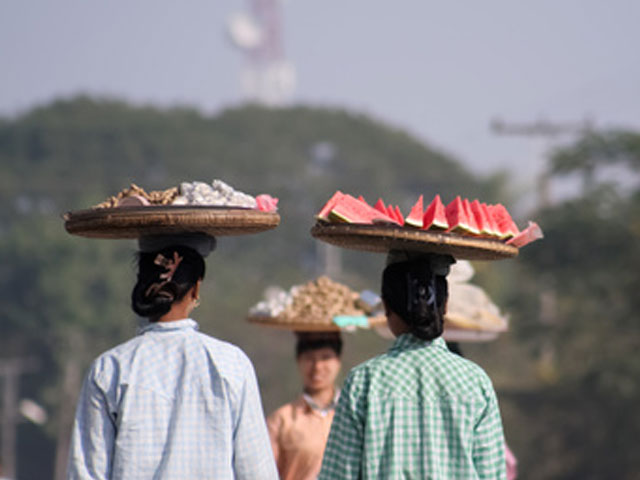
left=95, top=184, right=179, bottom=208
left=248, top=276, right=375, bottom=328
left=315, top=191, right=542, bottom=247
left=93, top=180, right=278, bottom=212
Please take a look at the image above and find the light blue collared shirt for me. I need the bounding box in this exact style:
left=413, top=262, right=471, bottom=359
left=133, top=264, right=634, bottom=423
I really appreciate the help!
left=67, top=319, right=278, bottom=479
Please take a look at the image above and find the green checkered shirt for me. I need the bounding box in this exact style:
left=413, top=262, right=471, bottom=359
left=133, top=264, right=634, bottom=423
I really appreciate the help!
left=319, top=334, right=506, bottom=479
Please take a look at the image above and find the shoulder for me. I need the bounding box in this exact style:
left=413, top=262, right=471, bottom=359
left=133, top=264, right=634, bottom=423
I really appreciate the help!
left=267, top=398, right=299, bottom=428
left=193, top=331, right=256, bottom=377
left=268, top=397, right=299, bottom=418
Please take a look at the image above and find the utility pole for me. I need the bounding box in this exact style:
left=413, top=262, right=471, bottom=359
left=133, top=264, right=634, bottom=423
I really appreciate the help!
left=491, top=117, right=594, bottom=383
left=0, top=357, right=39, bottom=479
left=490, top=117, right=594, bottom=208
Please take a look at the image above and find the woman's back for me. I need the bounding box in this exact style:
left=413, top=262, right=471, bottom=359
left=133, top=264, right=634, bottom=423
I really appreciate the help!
left=321, top=334, right=506, bottom=479
left=69, top=319, right=276, bottom=479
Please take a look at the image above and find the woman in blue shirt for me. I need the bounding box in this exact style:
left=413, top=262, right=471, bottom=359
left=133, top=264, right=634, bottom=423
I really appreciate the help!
left=67, top=236, right=278, bottom=479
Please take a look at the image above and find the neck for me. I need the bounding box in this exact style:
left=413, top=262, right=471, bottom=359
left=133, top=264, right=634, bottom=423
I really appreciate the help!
left=156, top=302, right=192, bottom=323
left=304, top=386, right=335, bottom=409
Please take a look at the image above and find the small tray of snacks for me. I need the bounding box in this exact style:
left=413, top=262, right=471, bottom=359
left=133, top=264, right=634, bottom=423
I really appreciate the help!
left=64, top=180, right=280, bottom=238
left=247, top=276, right=387, bottom=332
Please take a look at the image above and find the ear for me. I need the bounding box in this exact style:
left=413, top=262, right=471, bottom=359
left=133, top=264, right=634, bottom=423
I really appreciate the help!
left=192, top=280, right=202, bottom=300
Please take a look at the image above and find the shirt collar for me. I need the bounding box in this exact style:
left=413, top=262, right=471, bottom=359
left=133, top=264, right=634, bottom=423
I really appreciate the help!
left=388, top=333, right=448, bottom=354
left=302, top=390, right=340, bottom=417
left=138, top=318, right=199, bottom=335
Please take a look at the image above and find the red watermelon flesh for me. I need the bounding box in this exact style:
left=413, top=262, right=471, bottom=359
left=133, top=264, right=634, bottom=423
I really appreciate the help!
left=470, top=199, right=494, bottom=236
left=374, top=198, right=387, bottom=215
left=481, top=202, right=500, bottom=237
left=358, top=195, right=366, bottom=203
left=383, top=204, right=402, bottom=225
left=394, top=205, right=405, bottom=226
left=422, top=194, right=448, bottom=230
left=316, top=191, right=345, bottom=221
left=330, top=194, right=395, bottom=224
left=463, top=198, right=481, bottom=234
left=446, top=196, right=473, bottom=233
left=506, top=221, right=543, bottom=247
left=488, top=204, right=519, bottom=238
left=405, top=195, right=424, bottom=228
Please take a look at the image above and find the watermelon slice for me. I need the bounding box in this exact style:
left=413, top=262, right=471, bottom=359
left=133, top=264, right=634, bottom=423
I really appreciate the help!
left=374, top=198, right=387, bottom=215
left=405, top=195, right=424, bottom=228
left=462, top=198, right=481, bottom=235
left=330, top=194, right=395, bottom=224
left=470, top=199, right=494, bottom=237
left=487, top=204, right=520, bottom=239
left=422, top=194, right=448, bottom=230
left=445, top=196, right=474, bottom=234
left=481, top=202, right=500, bottom=237
left=394, top=206, right=405, bottom=226
left=316, top=191, right=345, bottom=221
left=506, top=221, right=543, bottom=247
left=383, top=204, right=402, bottom=225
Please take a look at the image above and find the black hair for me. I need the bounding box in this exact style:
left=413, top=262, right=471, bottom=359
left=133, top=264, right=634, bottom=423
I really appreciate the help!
left=295, top=334, right=343, bottom=358
left=381, top=257, right=449, bottom=341
left=131, top=245, right=205, bottom=320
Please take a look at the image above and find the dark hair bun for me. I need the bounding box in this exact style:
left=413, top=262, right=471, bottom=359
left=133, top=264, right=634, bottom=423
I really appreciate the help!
left=131, top=245, right=205, bottom=320
left=382, top=258, right=448, bottom=341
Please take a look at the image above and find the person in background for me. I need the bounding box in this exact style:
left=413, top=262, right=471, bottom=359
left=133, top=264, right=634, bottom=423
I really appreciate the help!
left=67, top=235, right=278, bottom=479
left=319, top=251, right=506, bottom=479
left=267, top=331, right=342, bottom=480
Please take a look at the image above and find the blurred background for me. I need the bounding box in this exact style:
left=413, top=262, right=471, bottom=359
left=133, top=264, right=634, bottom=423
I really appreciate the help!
left=1, top=1, right=639, bottom=478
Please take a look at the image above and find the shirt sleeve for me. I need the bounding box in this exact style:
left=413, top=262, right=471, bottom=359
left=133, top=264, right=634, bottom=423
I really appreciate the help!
left=265, top=410, right=282, bottom=470
left=318, top=371, right=365, bottom=480
left=66, top=368, right=115, bottom=480
left=472, top=379, right=507, bottom=480
left=232, top=353, right=279, bottom=480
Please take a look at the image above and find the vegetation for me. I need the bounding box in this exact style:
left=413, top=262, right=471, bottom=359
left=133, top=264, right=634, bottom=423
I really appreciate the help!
left=0, top=97, right=638, bottom=479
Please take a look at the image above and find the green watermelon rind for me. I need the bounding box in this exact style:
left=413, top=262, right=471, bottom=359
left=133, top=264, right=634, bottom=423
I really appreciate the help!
left=445, top=196, right=474, bottom=234
left=316, top=191, right=345, bottom=221
left=405, top=195, right=424, bottom=228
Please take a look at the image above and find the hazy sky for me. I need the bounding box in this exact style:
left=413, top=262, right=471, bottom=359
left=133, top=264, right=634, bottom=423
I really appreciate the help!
left=2, top=0, right=639, bottom=191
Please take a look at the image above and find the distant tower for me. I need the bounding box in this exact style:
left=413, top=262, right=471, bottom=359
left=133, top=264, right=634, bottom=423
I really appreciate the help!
left=227, top=0, right=296, bottom=106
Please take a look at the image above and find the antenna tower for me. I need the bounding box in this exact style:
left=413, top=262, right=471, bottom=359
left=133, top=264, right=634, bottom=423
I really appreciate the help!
left=227, top=0, right=296, bottom=106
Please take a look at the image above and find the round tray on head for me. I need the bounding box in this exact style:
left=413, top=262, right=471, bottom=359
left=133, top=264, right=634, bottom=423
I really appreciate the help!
left=442, top=329, right=500, bottom=343
left=247, top=314, right=387, bottom=332
left=310, top=223, right=518, bottom=261
left=63, top=206, right=280, bottom=238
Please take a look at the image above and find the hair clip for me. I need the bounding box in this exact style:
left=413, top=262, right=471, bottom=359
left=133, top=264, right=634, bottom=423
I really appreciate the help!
left=144, top=251, right=183, bottom=299
left=154, top=251, right=183, bottom=282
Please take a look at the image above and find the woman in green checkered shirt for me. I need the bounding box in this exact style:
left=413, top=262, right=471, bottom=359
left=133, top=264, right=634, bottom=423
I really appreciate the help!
left=319, top=252, right=507, bottom=479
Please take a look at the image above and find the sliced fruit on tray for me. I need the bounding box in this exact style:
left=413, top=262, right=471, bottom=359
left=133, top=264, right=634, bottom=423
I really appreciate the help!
left=314, top=191, right=542, bottom=247
left=506, top=221, right=543, bottom=247
left=405, top=195, right=424, bottom=228
left=326, top=193, right=396, bottom=224
left=445, top=196, right=475, bottom=234
left=470, top=199, right=493, bottom=236
left=422, top=194, right=449, bottom=230
left=486, top=203, right=519, bottom=239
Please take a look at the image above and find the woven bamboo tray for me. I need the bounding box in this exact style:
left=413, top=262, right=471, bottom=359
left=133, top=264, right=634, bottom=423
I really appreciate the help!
left=247, top=314, right=387, bottom=332
left=63, top=206, right=280, bottom=238
left=442, top=329, right=500, bottom=343
left=311, top=223, right=518, bottom=260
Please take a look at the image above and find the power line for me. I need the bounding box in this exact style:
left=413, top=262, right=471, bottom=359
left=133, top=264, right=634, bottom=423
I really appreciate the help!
left=490, top=116, right=595, bottom=208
